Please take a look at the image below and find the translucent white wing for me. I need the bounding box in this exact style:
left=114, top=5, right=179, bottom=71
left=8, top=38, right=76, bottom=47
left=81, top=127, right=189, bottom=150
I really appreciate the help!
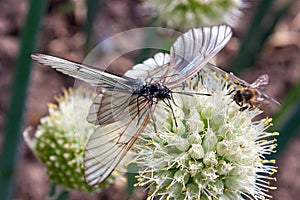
left=165, top=25, right=232, bottom=86
left=125, top=25, right=232, bottom=87
left=30, top=53, right=133, bottom=91
left=87, top=90, right=134, bottom=125
left=124, top=52, right=170, bottom=81
left=84, top=96, right=152, bottom=186
left=204, top=63, right=250, bottom=87
left=250, top=74, right=269, bottom=89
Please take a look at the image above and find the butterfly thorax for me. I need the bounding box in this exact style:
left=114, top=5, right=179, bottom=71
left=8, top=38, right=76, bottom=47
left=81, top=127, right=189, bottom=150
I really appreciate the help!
left=133, top=80, right=171, bottom=101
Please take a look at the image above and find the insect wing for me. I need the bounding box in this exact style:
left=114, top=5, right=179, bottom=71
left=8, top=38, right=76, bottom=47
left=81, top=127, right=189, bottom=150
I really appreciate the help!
left=255, top=89, right=281, bottom=111
left=250, top=74, right=269, bottom=89
left=125, top=25, right=232, bottom=86
left=87, top=90, right=134, bottom=125
left=164, top=25, right=232, bottom=86
left=204, top=63, right=250, bottom=87
left=124, top=52, right=170, bottom=81
left=30, top=53, right=133, bottom=91
left=84, top=95, right=152, bottom=186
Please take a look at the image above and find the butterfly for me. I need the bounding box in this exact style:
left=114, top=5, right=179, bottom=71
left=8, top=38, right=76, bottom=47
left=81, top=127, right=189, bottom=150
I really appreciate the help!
left=198, top=63, right=281, bottom=112
left=30, top=25, right=232, bottom=186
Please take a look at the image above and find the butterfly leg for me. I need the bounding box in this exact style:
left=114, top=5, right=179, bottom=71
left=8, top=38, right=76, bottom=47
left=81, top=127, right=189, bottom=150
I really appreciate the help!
left=136, top=95, right=142, bottom=125
left=170, top=92, right=178, bottom=107
left=162, top=97, right=178, bottom=127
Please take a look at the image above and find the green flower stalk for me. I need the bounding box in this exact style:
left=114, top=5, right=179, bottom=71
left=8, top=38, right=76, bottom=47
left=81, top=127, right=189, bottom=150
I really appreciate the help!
left=144, top=0, right=247, bottom=29
left=23, top=88, right=122, bottom=193
left=133, top=68, right=278, bottom=200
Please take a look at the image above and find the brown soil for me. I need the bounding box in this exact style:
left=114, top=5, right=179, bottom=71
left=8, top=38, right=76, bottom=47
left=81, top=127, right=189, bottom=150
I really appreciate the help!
left=1, top=0, right=300, bottom=199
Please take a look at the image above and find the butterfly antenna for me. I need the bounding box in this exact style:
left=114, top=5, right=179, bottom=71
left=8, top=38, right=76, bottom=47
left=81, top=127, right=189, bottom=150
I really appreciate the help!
left=171, top=91, right=211, bottom=96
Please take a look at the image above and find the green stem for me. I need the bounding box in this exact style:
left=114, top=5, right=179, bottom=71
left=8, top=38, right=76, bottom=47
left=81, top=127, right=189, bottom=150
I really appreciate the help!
left=0, top=0, right=46, bottom=199
left=49, top=183, right=69, bottom=200
left=230, top=0, right=292, bottom=74
left=84, top=0, right=102, bottom=52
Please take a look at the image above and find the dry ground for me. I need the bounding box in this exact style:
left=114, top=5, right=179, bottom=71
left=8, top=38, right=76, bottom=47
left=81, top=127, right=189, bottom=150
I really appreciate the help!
left=0, top=0, right=300, bottom=199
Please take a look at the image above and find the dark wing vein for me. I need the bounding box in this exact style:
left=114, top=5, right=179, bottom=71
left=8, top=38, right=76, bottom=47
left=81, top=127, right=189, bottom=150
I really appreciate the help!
left=124, top=25, right=232, bottom=87
left=87, top=90, right=133, bottom=125
left=31, top=53, right=133, bottom=91
left=164, top=25, right=232, bottom=86
left=84, top=96, right=152, bottom=186
left=124, top=52, right=170, bottom=82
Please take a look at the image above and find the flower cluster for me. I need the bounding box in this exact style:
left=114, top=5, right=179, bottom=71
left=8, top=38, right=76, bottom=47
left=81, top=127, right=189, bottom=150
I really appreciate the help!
left=133, top=68, right=278, bottom=199
left=144, top=0, right=246, bottom=29
left=24, top=88, right=121, bottom=193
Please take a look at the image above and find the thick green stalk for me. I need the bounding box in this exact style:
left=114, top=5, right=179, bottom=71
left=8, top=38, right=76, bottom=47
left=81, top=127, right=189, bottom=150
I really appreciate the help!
left=0, top=0, right=46, bottom=199
left=230, top=0, right=292, bottom=74
left=84, top=0, right=102, bottom=52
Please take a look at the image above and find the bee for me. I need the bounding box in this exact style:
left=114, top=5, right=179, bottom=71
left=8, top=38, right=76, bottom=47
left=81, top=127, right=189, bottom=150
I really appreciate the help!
left=202, top=63, right=280, bottom=112
left=229, top=74, right=272, bottom=111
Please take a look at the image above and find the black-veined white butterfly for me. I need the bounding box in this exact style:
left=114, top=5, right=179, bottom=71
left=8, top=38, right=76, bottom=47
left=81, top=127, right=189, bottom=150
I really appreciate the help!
left=30, top=25, right=232, bottom=186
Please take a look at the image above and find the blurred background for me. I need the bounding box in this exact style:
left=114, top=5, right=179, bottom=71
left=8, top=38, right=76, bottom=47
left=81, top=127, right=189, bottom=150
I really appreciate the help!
left=0, top=0, right=300, bottom=199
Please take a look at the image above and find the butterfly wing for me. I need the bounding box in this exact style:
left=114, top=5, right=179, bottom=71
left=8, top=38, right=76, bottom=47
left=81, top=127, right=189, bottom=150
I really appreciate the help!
left=124, top=25, right=232, bottom=87
left=87, top=90, right=135, bottom=125
left=84, top=94, right=152, bottom=186
left=124, top=52, right=170, bottom=81
left=30, top=53, right=133, bottom=91
left=164, top=25, right=232, bottom=86
left=203, top=63, right=250, bottom=87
